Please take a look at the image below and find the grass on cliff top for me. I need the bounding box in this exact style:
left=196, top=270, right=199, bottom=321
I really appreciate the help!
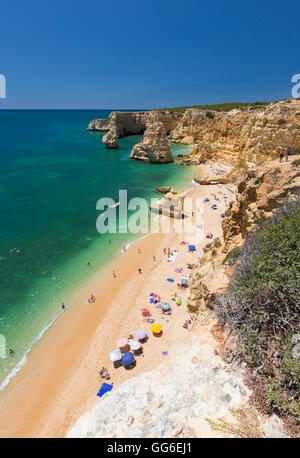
left=215, top=200, right=300, bottom=424
left=158, top=101, right=271, bottom=113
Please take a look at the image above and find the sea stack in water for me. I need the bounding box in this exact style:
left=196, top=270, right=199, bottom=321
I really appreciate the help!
left=87, top=119, right=110, bottom=131
left=130, top=121, right=173, bottom=163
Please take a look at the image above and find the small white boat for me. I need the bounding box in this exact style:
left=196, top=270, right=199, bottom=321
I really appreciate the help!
left=109, top=202, right=120, bottom=209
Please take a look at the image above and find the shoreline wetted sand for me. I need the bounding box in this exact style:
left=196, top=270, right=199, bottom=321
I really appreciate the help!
left=0, top=163, right=235, bottom=437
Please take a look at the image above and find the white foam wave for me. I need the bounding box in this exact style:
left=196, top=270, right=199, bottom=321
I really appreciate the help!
left=0, top=313, right=59, bottom=391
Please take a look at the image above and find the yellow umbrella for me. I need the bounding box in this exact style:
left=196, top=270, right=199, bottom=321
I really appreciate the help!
left=151, top=323, right=162, bottom=334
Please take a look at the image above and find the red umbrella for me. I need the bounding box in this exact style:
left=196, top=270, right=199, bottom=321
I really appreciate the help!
left=141, top=308, right=150, bottom=316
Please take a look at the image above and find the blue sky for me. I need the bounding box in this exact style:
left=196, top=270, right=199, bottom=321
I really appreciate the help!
left=0, top=0, right=299, bottom=109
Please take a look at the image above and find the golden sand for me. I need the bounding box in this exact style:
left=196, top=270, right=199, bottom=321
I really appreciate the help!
left=0, top=164, right=234, bottom=438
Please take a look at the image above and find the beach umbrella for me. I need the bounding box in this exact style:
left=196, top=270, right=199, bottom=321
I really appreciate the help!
left=116, top=337, right=129, bottom=348
left=136, top=329, right=147, bottom=340
left=175, top=297, right=182, bottom=305
left=141, top=307, right=150, bottom=315
left=97, top=382, right=113, bottom=397
left=151, top=323, right=162, bottom=334
left=204, top=198, right=210, bottom=202
left=188, top=245, right=196, bottom=251
left=161, top=302, right=171, bottom=311
left=109, top=349, right=122, bottom=362
left=205, top=232, right=213, bottom=238
left=221, top=213, right=225, bottom=218
left=129, top=340, right=141, bottom=351
left=121, top=352, right=135, bottom=366
left=181, top=278, right=188, bottom=285
left=153, top=294, right=161, bottom=302
left=211, top=204, right=217, bottom=209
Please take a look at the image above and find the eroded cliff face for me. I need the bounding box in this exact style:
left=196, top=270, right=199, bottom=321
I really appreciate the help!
left=130, top=121, right=173, bottom=163
left=102, top=110, right=182, bottom=149
left=222, top=157, right=300, bottom=249
left=88, top=100, right=300, bottom=167
left=171, top=99, right=300, bottom=166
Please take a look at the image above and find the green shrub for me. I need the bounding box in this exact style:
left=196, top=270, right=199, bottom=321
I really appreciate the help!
left=215, top=200, right=300, bottom=423
left=206, top=111, right=215, bottom=119
left=157, top=102, right=270, bottom=113
left=222, top=246, right=241, bottom=265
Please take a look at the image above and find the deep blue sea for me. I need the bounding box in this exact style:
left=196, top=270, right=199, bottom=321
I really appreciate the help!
left=0, top=109, right=194, bottom=388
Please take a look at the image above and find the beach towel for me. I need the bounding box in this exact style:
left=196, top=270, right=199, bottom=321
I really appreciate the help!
left=167, top=278, right=174, bottom=282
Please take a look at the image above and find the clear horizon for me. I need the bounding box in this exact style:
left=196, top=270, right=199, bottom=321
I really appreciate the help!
left=0, top=0, right=299, bottom=109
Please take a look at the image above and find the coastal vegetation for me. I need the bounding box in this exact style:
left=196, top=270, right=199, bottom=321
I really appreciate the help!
left=215, top=200, right=300, bottom=426
left=158, top=101, right=271, bottom=113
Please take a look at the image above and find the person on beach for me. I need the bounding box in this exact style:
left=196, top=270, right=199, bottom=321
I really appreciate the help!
left=138, top=268, right=142, bottom=274
left=138, top=248, right=141, bottom=254
left=113, top=270, right=116, bottom=278
left=153, top=255, right=156, bottom=261
left=286, top=147, right=291, bottom=162
left=279, top=149, right=285, bottom=163
left=163, top=248, right=167, bottom=254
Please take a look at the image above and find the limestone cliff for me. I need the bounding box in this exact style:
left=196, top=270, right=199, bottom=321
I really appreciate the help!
left=87, top=118, right=110, bottom=131
left=102, top=110, right=182, bottom=149
left=130, top=121, right=173, bottom=163
left=222, top=156, right=300, bottom=249
left=171, top=99, right=300, bottom=166
left=88, top=100, right=300, bottom=166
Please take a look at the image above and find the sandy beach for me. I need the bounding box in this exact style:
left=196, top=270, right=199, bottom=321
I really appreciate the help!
left=0, top=163, right=234, bottom=438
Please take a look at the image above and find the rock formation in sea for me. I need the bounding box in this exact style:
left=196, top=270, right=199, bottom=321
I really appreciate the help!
left=89, top=99, right=300, bottom=166
left=102, top=111, right=182, bottom=149
left=130, top=121, right=173, bottom=163
left=87, top=118, right=110, bottom=131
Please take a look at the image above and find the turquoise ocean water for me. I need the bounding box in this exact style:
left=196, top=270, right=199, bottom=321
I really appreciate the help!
left=0, top=110, right=194, bottom=388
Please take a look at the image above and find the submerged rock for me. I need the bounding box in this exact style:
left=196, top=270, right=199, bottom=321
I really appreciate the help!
left=156, top=186, right=171, bottom=194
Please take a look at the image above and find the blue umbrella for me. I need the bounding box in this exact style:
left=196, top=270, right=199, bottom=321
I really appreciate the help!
left=188, top=245, right=196, bottom=251
left=121, top=352, right=135, bottom=366
left=221, top=213, right=225, bottom=218
left=97, top=382, right=113, bottom=397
